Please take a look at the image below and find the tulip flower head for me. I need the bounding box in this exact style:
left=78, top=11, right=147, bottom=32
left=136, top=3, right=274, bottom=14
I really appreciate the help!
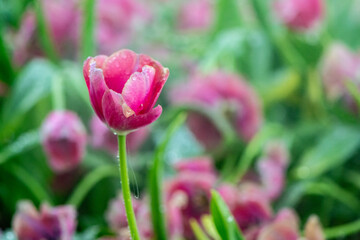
left=83, top=49, right=169, bottom=135
left=166, top=157, right=217, bottom=239
left=41, top=111, right=87, bottom=173
left=321, top=43, right=360, bottom=101
left=171, top=71, right=262, bottom=149
left=13, top=201, right=76, bottom=240
left=274, top=0, right=323, bottom=31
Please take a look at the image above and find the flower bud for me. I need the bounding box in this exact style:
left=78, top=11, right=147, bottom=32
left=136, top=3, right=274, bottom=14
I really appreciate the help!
left=83, top=49, right=169, bottom=135
left=274, top=0, right=323, bottom=31
left=171, top=71, right=262, bottom=150
left=41, top=111, right=87, bottom=173
left=13, top=201, right=76, bottom=240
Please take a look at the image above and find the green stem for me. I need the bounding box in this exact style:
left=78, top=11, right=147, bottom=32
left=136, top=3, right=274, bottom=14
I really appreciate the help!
left=325, top=219, right=360, bottom=239
left=34, top=0, right=59, bottom=63
left=67, top=165, right=119, bottom=207
left=118, top=135, right=140, bottom=240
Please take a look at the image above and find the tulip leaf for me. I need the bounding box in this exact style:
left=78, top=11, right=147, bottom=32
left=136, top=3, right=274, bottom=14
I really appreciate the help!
left=0, top=26, right=15, bottom=85
left=212, top=0, right=241, bottom=34
left=190, top=219, right=211, bottom=240
left=201, top=215, right=221, bottom=240
left=293, top=125, right=360, bottom=179
left=149, top=112, right=187, bottom=240
left=0, top=130, right=40, bottom=165
left=210, top=190, right=245, bottom=240
left=0, top=59, right=56, bottom=138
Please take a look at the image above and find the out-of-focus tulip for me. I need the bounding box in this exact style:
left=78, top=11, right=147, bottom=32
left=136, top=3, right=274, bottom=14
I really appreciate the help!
left=177, top=0, right=214, bottom=31
left=106, top=194, right=153, bottom=239
left=13, top=201, right=76, bottom=240
left=96, top=0, right=151, bottom=55
left=220, top=183, right=273, bottom=232
left=41, top=111, right=87, bottom=173
left=83, top=49, right=169, bottom=135
left=257, top=208, right=299, bottom=240
left=175, top=156, right=216, bottom=175
left=257, top=141, right=289, bottom=200
left=90, top=115, right=149, bottom=154
left=321, top=43, right=360, bottom=101
left=166, top=158, right=217, bottom=239
left=304, top=215, right=325, bottom=240
left=171, top=71, right=262, bottom=150
left=12, top=0, right=80, bottom=65
left=274, top=0, right=323, bottom=31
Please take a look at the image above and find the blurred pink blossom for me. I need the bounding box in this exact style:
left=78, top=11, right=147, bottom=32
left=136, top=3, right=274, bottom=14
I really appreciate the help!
left=257, top=141, right=289, bottom=200
left=219, top=183, right=273, bottom=232
left=321, top=43, right=360, bottom=101
left=41, top=111, right=87, bottom=173
left=166, top=157, right=217, bottom=239
left=90, top=115, right=150, bottom=154
left=171, top=71, right=262, bottom=150
left=177, top=0, right=214, bottom=31
left=13, top=201, right=76, bottom=240
left=274, top=0, right=323, bottom=31
left=257, top=208, right=299, bottom=240
left=96, top=0, right=151, bottom=55
left=106, top=194, right=153, bottom=239
left=12, top=0, right=81, bottom=65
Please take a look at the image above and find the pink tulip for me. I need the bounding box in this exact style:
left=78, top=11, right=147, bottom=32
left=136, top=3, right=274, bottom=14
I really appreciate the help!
left=274, top=0, right=323, bottom=31
left=175, top=156, right=216, bottom=175
left=12, top=0, right=80, bottom=65
left=177, top=0, right=214, bottom=31
left=106, top=194, right=153, bottom=239
left=171, top=71, right=262, bottom=149
left=257, top=208, right=299, bottom=240
left=220, top=183, right=273, bottom=232
left=41, top=111, right=87, bottom=173
left=96, top=0, right=151, bottom=55
left=83, top=49, right=169, bottom=135
left=257, top=141, right=289, bottom=200
left=13, top=201, right=76, bottom=240
left=321, top=43, right=360, bottom=101
left=90, top=115, right=150, bottom=154
left=304, top=215, right=325, bottom=240
left=166, top=158, right=217, bottom=239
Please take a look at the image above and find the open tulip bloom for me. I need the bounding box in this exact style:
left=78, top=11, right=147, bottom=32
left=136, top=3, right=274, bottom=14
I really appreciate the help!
left=83, top=49, right=169, bottom=240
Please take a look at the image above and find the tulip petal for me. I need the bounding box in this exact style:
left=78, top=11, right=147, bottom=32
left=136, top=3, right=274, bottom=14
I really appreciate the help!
left=102, top=90, right=163, bottom=134
left=89, top=61, right=108, bottom=121
left=122, top=65, right=155, bottom=115
left=103, top=49, right=138, bottom=93
left=138, top=54, right=169, bottom=111
left=83, top=55, right=108, bottom=89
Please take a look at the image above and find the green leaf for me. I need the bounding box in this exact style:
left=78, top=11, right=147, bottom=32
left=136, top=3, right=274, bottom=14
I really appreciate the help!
left=67, top=165, right=118, bottom=207
left=0, top=130, right=40, bottom=165
left=212, top=0, right=241, bottom=34
left=0, top=59, right=56, bottom=138
left=190, top=219, right=211, bottom=240
left=325, top=219, right=360, bottom=239
left=201, top=215, right=221, bottom=240
left=293, top=125, right=360, bottom=179
left=149, top=112, right=187, bottom=240
left=0, top=27, right=15, bottom=85
left=229, top=124, right=283, bottom=182
left=80, top=0, right=96, bottom=61
left=210, top=190, right=245, bottom=240
left=346, top=81, right=360, bottom=109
